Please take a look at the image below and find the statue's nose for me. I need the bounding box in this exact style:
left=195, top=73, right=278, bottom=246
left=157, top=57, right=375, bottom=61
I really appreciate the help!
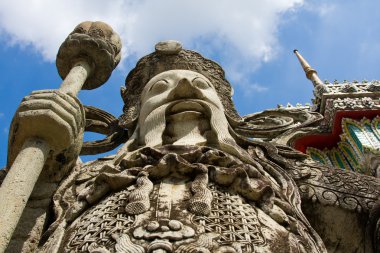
left=168, top=78, right=202, bottom=100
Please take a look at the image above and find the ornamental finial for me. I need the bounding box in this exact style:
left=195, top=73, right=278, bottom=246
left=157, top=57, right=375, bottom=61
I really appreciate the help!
left=294, top=49, right=324, bottom=87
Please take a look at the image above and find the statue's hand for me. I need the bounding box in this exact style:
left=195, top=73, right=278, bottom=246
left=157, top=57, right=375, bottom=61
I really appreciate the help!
left=8, top=90, right=85, bottom=171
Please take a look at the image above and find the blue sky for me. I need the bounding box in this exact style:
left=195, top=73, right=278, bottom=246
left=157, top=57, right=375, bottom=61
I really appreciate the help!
left=1, top=0, right=380, bottom=165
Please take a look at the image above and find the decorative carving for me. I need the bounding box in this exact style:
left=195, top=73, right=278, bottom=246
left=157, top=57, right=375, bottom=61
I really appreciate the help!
left=4, top=27, right=379, bottom=253
left=288, top=160, right=380, bottom=213
left=321, top=97, right=380, bottom=130
left=236, top=108, right=323, bottom=142
left=333, top=97, right=378, bottom=110
left=125, top=172, right=153, bottom=215
left=81, top=105, right=128, bottom=155
left=176, top=233, right=219, bottom=253
left=188, top=170, right=212, bottom=216
left=113, top=234, right=145, bottom=253
left=133, top=220, right=195, bottom=241
left=315, top=80, right=380, bottom=95
left=57, top=21, right=122, bottom=90
left=192, top=184, right=265, bottom=252
left=44, top=144, right=326, bottom=253
left=340, top=83, right=358, bottom=93
left=367, top=81, right=380, bottom=92
left=313, top=84, right=329, bottom=98
left=65, top=188, right=136, bottom=252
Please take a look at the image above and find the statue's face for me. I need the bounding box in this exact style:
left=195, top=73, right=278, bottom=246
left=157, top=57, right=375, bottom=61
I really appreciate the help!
left=139, top=70, right=224, bottom=123
left=129, top=69, right=246, bottom=159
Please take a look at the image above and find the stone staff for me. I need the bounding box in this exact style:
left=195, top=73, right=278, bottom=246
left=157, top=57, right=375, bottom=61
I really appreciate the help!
left=0, top=21, right=121, bottom=252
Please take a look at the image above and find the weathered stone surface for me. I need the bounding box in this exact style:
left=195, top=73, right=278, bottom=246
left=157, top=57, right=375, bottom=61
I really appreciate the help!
left=7, top=90, right=85, bottom=168
left=1, top=21, right=122, bottom=253
left=2, top=22, right=379, bottom=253
left=56, top=21, right=122, bottom=90
left=155, top=40, right=182, bottom=55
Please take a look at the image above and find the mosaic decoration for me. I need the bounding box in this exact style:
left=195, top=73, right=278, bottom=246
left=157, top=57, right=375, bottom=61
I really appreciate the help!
left=307, top=117, right=380, bottom=174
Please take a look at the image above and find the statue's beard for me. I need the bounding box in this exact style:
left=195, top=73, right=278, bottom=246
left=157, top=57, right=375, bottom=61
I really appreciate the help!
left=124, top=100, right=252, bottom=163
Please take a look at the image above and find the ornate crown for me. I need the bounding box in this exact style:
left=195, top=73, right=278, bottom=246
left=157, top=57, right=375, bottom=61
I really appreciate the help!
left=119, top=41, right=241, bottom=129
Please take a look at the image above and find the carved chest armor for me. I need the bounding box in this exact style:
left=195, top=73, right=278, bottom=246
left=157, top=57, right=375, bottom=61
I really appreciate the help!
left=43, top=145, right=325, bottom=253
left=64, top=182, right=313, bottom=253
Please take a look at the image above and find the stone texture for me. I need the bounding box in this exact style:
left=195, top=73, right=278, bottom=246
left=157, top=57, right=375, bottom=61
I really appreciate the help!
left=56, top=21, right=122, bottom=90
left=2, top=25, right=379, bottom=253
left=1, top=21, right=122, bottom=253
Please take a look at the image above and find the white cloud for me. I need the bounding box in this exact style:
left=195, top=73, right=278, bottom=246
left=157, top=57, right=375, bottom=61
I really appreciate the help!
left=241, top=83, right=269, bottom=97
left=0, top=0, right=303, bottom=86
left=303, top=2, right=336, bottom=17
left=251, top=83, right=269, bottom=93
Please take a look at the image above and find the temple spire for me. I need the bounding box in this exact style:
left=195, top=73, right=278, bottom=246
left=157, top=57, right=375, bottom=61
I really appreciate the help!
left=294, top=49, right=324, bottom=87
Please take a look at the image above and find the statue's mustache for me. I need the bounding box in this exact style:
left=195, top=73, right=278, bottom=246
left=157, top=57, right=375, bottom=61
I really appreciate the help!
left=167, top=100, right=206, bottom=116
left=137, top=99, right=253, bottom=164
left=138, top=99, right=217, bottom=148
left=162, top=99, right=217, bottom=118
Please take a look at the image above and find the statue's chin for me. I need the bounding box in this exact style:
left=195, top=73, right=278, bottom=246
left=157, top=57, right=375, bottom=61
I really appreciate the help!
left=164, top=110, right=210, bottom=146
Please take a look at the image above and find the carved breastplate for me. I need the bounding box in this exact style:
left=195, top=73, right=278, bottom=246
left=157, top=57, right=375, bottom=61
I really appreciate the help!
left=64, top=179, right=304, bottom=253
left=45, top=145, right=324, bottom=253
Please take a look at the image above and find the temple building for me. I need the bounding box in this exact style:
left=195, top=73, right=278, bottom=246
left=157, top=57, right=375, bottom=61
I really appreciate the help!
left=292, top=50, right=380, bottom=177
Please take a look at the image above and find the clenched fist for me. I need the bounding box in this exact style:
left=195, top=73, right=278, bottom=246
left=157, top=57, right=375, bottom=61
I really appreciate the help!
left=7, top=90, right=85, bottom=174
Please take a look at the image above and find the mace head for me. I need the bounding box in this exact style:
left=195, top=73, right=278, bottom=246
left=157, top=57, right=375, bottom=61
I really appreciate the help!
left=56, top=21, right=122, bottom=89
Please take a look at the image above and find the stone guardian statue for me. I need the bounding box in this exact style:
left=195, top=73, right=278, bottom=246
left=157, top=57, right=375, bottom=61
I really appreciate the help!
left=1, top=21, right=379, bottom=253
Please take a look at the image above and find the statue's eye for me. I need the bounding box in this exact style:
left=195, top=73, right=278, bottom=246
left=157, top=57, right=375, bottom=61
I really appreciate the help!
left=150, top=80, right=169, bottom=93
left=192, top=77, right=210, bottom=89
